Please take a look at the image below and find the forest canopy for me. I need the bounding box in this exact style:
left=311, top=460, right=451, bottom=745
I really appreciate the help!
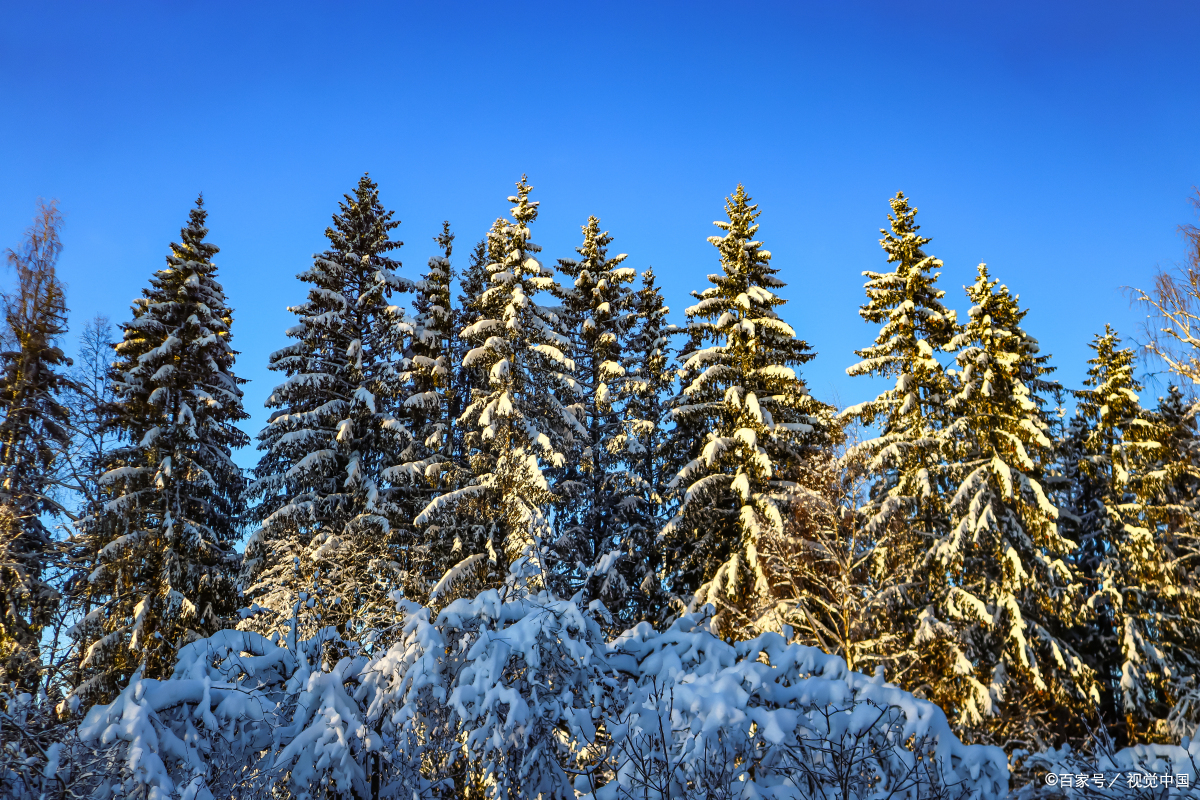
left=3, top=177, right=1200, bottom=800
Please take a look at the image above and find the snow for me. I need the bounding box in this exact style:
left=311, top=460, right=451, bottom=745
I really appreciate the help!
left=68, top=596, right=1011, bottom=800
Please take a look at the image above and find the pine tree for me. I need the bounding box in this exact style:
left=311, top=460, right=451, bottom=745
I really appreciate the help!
left=415, top=177, right=581, bottom=590
left=552, top=216, right=641, bottom=610
left=71, top=197, right=248, bottom=704
left=841, top=192, right=959, bottom=686
left=1073, top=328, right=1200, bottom=743
left=0, top=200, right=72, bottom=694
left=243, top=175, right=415, bottom=640
left=661, top=185, right=832, bottom=637
left=925, top=263, right=1095, bottom=749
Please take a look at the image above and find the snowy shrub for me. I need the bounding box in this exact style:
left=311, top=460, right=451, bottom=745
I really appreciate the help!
left=1, top=689, right=74, bottom=800
left=358, top=590, right=611, bottom=799
left=73, top=626, right=371, bottom=800
left=65, top=592, right=1011, bottom=800
left=590, top=614, right=1009, bottom=800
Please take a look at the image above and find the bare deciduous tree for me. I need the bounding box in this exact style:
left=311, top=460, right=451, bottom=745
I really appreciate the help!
left=1132, top=190, right=1200, bottom=387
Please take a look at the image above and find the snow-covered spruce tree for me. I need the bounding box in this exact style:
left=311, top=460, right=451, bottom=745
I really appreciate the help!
left=391, top=222, right=480, bottom=596
left=0, top=201, right=73, bottom=694
left=552, top=216, right=645, bottom=611
left=243, top=174, right=416, bottom=641
left=609, top=267, right=674, bottom=623
left=841, top=192, right=960, bottom=686
left=1150, top=385, right=1200, bottom=737
left=926, top=263, right=1095, bottom=749
left=661, top=185, right=832, bottom=637
left=1073, top=328, right=1200, bottom=744
left=416, top=177, right=582, bottom=592
left=70, top=197, right=248, bottom=705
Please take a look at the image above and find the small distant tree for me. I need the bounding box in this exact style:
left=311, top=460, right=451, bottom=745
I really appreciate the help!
left=395, top=222, right=477, bottom=594
left=612, top=267, right=674, bottom=623
left=0, top=200, right=73, bottom=695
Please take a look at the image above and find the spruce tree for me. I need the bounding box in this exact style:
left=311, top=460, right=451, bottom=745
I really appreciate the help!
left=395, top=223, right=477, bottom=594
left=72, top=197, right=248, bottom=703
left=661, top=185, right=832, bottom=636
left=552, top=216, right=641, bottom=609
left=1074, top=328, right=1200, bottom=743
left=611, top=267, right=674, bottom=622
left=1148, top=385, right=1200, bottom=736
left=415, top=177, right=580, bottom=589
left=927, top=264, right=1094, bottom=749
left=0, top=201, right=72, bottom=694
left=243, top=175, right=415, bottom=639
left=844, top=194, right=957, bottom=549
left=842, top=193, right=959, bottom=686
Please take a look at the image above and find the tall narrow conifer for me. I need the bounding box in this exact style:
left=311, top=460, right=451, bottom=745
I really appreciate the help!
left=416, top=177, right=581, bottom=590
left=925, top=264, right=1094, bottom=748
left=661, top=185, right=831, bottom=635
left=73, top=198, right=247, bottom=703
left=243, top=175, right=415, bottom=638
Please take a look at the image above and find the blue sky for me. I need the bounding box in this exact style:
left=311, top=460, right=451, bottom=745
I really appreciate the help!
left=2, top=1, right=1198, bottom=464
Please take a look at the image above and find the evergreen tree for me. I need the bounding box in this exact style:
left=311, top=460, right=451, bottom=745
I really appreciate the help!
left=661, top=185, right=832, bottom=637
left=552, top=216, right=641, bottom=610
left=394, top=223, right=477, bottom=595
left=72, top=197, right=248, bottom=704
left=415, top=177, right=581, bottom=590
left=924, top=264, right=1094, bottom=749
left=843, top=193, right=957, bottom=556
left=1147, top=385, right=1200, bottom=553
left=1074, top=328, right=1200, bottom=743
left=243, top=175, right=415, bottom=640
left=842, top=192, right=959, bottom=686
left=0, top=201, right=72, bottom=693
left=611, top=267, right=674, bottom=622
left=1148, top=385, right=1200, bottom=736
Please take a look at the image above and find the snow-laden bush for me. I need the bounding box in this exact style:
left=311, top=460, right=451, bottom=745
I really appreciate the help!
left=60, top=590, right=1011, bottom=799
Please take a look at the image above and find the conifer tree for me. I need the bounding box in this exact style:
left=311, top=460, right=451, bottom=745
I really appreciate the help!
left=925, top=264, right=1094, bottom=749
left=1147, top=385, right=1200, bottom=736
left=611, top=267, right=674, bottom=622
left=661, top=185, right=832, bottom=636
left=844, top=193, right=957, bottom=553
left=243, top=175, right=415, bottom=639
left=0, top=201, right=72, bottom=693
left=1147, top=385, right=1200, bottom=551
left=415, top=177, right=581, bottom=590
left=842, top=193, right=959, bottom=685
left=1073, top=328, right=1200, bottom=743
left=72, top=198, right=248, bottom=703
left=552, top=217, right=641, bottom=609
left=394, top=223, right=476, bottom=594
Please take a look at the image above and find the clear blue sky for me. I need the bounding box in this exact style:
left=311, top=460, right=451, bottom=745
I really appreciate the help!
left=3, top=1, right=1198, bottom=465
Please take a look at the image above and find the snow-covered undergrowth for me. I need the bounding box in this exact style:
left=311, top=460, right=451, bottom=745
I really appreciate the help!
left=45, top=594, right=1014, bottom=799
